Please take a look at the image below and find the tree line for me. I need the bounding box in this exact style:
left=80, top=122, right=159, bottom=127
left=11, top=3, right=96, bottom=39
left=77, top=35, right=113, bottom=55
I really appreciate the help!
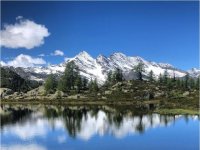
left=104, top=62, right=199, bottom=90
left=44, top=61, right=99, bottom=94
left=45, top=61, right=199, bottom=94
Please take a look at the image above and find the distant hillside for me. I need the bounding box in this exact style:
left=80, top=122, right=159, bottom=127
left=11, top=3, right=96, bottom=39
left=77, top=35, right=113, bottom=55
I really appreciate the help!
left=0, top=67, right=41, bottom=92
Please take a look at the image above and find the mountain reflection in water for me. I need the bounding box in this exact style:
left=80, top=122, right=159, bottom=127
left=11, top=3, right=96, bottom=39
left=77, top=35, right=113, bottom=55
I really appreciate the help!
left=0, top=105, right=199, bottom=150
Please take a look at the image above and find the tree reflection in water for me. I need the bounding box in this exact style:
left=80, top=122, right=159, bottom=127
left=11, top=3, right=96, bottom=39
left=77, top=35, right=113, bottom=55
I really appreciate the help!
left=0, top=104, right=199, bottom=140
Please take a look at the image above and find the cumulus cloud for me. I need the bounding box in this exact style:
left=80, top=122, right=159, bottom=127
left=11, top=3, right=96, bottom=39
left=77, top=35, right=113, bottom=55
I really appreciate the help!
left=51, top=50, right=64, bottom=56
left=2, top=54, right=46, bottom=68
left=38, top=53, right=45, bottom=57
left=0, top=61, right=6, bottom=66
left=0, top=16, right=50, bottom=49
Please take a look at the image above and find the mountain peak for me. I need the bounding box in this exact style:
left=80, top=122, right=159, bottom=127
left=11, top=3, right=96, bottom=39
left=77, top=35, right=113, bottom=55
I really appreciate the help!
left=187, top=68, right=200, bottom=77
left=6, top=51, right=198, bottom=83
left=97, top=54, right=107, bottom=60
left=111, top=52, right=126, bottom=58
left=75, top=51, right=94, bottom=61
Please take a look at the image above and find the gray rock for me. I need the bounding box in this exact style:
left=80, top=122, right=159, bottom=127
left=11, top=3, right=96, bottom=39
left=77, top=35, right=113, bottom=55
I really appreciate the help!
left=0, top=88, right=13, bottom=98
left=122, top=89, right=129, bottom=93
left=183, top=91, right=190, bottom=97
left=105, top=90, right=112, bottom=95
left=154, top=91, right=164, bottom=98
left=102, top=96, right=107, bottom=100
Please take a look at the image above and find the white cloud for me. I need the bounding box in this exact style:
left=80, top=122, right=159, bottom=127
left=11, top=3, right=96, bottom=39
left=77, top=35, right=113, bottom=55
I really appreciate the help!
left=38, top=53, right=45, bottom=57
left=1, top=144, right=46, bottom=150
left=2, top=54, right=46, bottom=68
left=0, top=61, right=6, bottom=66
left=16, top=16, right=23, bottom=20
left=0, top=16, right=50, bottom=49
left=51, top=50, right=64, bottom=56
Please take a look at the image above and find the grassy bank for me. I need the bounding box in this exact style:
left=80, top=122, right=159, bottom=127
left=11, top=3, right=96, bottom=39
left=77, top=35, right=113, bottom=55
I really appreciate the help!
left=154, top=108, right=200, bottom=115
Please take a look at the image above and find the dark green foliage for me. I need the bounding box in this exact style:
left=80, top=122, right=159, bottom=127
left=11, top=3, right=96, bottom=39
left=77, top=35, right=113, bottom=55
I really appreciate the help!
left=172, top=72, right=176, bottom=82
left=158, top=73, right=163, bottom=83
left=58, top=62, right=89, bottom=93
left=82, top=77, right=88, bottom=90
left=195, top=77, right=199, bottom=90
left=163, top=70, right=169, bottom=84
left=104, top=71, right=114, bottom=89
left=133, top=62, right=145, bottom=81
left=58, top=61, right=79, bottom=92
left=44, top=74, right=57, bottom=93
left=93, top=79, right=99, bottom=93
left=148, top=70, right=154, bottom=82
left=113, top=68, right=123, bottom=83
left=75, top=75, right=82, bottom=93
left=0, top=67, right=40, bottom=92
left=107, top=71, right=113, bottom=83
left=188, top=78, right=195, bottom=89
left=176, top=78, right=181, bottom=88
left=88, top=79, right=99, bottom=93
left=184, top=73, right=189, bottom=89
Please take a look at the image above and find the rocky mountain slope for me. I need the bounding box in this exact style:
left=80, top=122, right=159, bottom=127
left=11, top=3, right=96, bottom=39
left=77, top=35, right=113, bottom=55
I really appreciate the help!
left=0, top=67, right=41, bottom=92
left=1, top=51, right=199, bottom=83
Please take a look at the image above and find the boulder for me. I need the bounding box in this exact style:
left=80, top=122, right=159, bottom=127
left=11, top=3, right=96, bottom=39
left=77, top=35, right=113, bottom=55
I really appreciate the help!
left=154, top=91, right=164, bottom=98
left=0, top=88, right=13, bottom=98
left=122, top=89, right=129, bottom=93
left=105, top=90, right=112, bottom=95
left=102, top=96, right=107, bottom=100
left=183, top=91, right=190, bottom=97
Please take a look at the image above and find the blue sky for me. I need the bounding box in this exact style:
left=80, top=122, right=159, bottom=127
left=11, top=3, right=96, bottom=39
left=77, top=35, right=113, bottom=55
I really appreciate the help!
left=1, top=1, right=199, bottom=70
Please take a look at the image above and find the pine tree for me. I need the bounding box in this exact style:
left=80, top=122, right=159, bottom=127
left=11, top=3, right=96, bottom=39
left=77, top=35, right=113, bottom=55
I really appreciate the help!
left=176, top=78, right=181, bottom=88
left=82, top=77, right=88, bottom=90
left=181, top=79, right=185, bottom=89
left=158, top=73, right=163, bottom=84
left=148, top=70, right=154, bottom=82
left=113, top=68, right=123, bottom=83
left=133, top=62, right=145, bottom=81
left=88, top=79, right=99, bottom=93
left=75, top=75, right=82, bottom=93
left=184, top=73, right=189, bottom=89
left=88, top=79, right=94, bottom=93
left=93, top=79, right=99, bottom=93
left=44, top=74, right=57, bottom=93
left=167, top=78, right=173, bottom=89
left=107, top=71, right=113, bottom=84
left=189, top=78, right=195, bottom=89
left=58, top=61, right=79, bottom=92
left=172, top=72, right=176, bottom=82
left=163, top=70, right=169, bottom=84
left=195, top=77, right=199, bottom=90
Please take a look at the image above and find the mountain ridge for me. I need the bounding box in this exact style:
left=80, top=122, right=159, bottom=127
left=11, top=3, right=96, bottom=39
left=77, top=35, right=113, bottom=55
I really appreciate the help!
left=1, top=51, right=199, bottom=83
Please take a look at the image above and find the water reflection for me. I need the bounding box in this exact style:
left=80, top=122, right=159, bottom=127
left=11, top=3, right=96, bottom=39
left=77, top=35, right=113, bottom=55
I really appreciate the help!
left=1, top=105, right=199, bottom=150
left=1, top=105, right=198, bottom=141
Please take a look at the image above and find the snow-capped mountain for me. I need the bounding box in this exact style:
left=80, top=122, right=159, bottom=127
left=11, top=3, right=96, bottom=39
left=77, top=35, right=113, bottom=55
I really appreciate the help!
left=2, top=51, right=198, bottom=83
left=187, top=68, right=200, bottom=78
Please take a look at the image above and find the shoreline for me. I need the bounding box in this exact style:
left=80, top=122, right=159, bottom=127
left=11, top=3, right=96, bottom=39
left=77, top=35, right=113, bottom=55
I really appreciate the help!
left=1, top=99, right=199, bottom=115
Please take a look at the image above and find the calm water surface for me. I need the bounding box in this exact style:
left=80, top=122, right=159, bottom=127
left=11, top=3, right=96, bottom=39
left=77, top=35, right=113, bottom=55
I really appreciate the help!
left=0, top=105, right=199, bottom=150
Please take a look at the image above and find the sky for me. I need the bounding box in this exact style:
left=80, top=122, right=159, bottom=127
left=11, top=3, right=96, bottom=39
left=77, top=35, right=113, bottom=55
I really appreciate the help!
left=1, top=1, right=199, bottom=70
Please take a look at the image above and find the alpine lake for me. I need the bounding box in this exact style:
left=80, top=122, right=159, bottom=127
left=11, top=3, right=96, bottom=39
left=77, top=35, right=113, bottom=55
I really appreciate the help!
left=0, top=104, right=199, bottom=150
